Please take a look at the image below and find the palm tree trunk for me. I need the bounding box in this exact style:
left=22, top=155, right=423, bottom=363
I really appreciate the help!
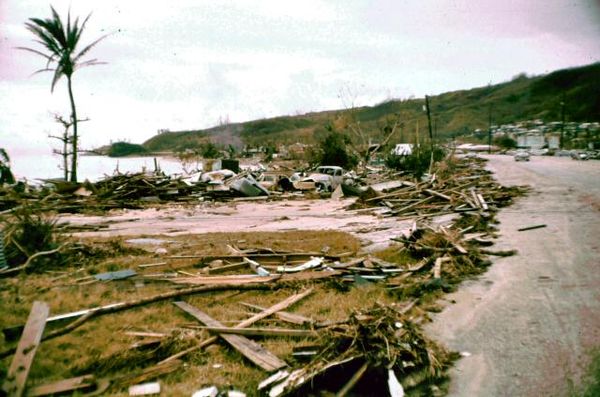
left=67, top=76, right=78, bottom=182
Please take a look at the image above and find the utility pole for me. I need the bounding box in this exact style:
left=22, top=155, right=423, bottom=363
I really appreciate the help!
left=488, top=104, right=493, bottom=154
left=425, top=95, right=434, bottom=174
left=425, top=95, right=434, bottom=151
left=560, top=94, right=566, bottom=149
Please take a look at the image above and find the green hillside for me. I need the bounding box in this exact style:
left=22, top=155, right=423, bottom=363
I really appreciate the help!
left=143, top=62, right=600, bottom=151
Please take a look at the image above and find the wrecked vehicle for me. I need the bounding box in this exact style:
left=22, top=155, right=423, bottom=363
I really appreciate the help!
left=293, top=166, right=345, bottom=192
left=257, top=172, right=292, bottom=191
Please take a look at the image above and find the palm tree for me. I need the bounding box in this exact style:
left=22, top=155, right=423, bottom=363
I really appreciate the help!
left=19, top=6, right=106, bottom=182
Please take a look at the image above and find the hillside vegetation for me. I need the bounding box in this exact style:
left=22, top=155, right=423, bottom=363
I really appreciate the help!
left=142, top=62, right=600, bottom=151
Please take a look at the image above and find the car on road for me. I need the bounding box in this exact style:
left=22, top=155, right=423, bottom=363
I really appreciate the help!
left=570, top=151, right=589, bottom=161
left=514, top=151, right=530, bottom=162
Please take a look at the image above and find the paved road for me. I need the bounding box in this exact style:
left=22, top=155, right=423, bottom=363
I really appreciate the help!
left=427, top=155, right=600, bottom=396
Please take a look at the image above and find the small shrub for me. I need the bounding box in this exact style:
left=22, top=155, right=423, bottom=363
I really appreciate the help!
left=2, top=206, right=63, bottom=269
left=312, top=130, right=359, bottom=169
left=386, top=145, right=445, bottom=179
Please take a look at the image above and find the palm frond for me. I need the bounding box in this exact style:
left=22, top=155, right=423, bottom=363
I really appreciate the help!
left=76, top=60, right=107, bottom=70
left=30, top=67, right=55, bottom=77
left=51, top=63, right=66, bottom=92
left=49, top=6, right=67, bottom=47
left=73, top=33, right=109, bottom=63
left=75, top=14, right=92, bottom=46
left=0, top=149, right=10, bottom=164
left=15, top=46, right=53, bottom=61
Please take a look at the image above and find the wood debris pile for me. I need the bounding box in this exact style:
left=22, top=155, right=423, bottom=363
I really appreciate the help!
left=264, top=303, right=455, bottom=396
left=352, top=156, right=528, bottom=220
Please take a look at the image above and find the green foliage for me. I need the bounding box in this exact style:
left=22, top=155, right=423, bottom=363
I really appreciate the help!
left=312, top=130, right=358, bottom=168
left=2, top=206, right=63, bottom=269
left=386, top=145, right=446, bottom=179
left=264, top=145, right=276, bottom=162
left=493, top=135, right=518, bottom=149
left=107, top=142, right=148, bottom=157
left=0, top=148, right=15, bottom=185
left=200, top=142, right=221, bottom=159
left=242, top=117, right=314, bottom=137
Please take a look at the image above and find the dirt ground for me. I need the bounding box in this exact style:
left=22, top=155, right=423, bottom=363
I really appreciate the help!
left=426, top=155, right=600, bottom=396
left=59, top=198, right=414, bottom=252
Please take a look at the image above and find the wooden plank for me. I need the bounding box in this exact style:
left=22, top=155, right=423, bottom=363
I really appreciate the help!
left=191, top=326, right=317, bottom=338
left=168, top=253, right=341, bottom=261
left=173, top=301, right=287, bottom=371
left=476, top=193, right=488, bottom=210
left=279, top=271, right=341, bottom=282
left=336, top=361, right=369, bottom=397
left=236, top=288, right=313, bottom=328
left=390, top=196, right=433, bottom=215
left=433, top=258, right=442, bottom=279
left=2, top=301, right=49, bottom=397
left=26, top=375, right=95, bottom=397
left=240, top=302, right=315, bottom=326
left=169, top=275, right=279, bottom=285
left=423, top=188, right=452, bottom=201
left=161, top=289, right=313, bottom=365
left=517, top=224, right=547, bottom=232
left=207, top=261, right=248, bottom=274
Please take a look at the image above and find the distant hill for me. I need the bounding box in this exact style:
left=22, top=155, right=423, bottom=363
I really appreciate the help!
left=142, top=62, right=600, bottom=151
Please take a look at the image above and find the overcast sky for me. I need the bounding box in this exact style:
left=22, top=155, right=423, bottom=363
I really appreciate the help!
left=1, top=0, right=599, bottom=155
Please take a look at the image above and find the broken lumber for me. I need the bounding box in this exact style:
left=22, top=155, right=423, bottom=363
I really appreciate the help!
left=517, top=224, right=547, bottom=232
left=190, top=326, right=317, bottom=338
left=2, top=301, right=49, bottom=397
left=336, top=361, right=369, bottom=397
left=240, top=302, right=315, bottom=326
left=174, top=301, right=287, bottom=371
left=161, top=289, right=313, bottom=364
left=26, top=375, right=97, bottom=397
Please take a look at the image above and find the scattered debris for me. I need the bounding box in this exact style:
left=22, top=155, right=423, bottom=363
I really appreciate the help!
left=1, top=301, right=49, bottom=397
left=517, top=224, right=547, bottom=232
left=128, top=382, right=161, bottom=396
left=0, top=156, right=528, bottom=395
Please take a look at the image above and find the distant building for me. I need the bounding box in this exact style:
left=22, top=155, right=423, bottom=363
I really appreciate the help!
left=517, top=134, right=544, bottom=149
left=391, top=143, right=413, bottom=156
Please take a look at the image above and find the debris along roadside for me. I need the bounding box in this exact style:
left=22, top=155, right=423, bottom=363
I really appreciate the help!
left=0, top=156, right=527, bottom=396
left=0, top=161, right=356, bottom=216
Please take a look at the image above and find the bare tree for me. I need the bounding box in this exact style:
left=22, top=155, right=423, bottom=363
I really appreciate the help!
left=48, top=113, right=89, bottom=180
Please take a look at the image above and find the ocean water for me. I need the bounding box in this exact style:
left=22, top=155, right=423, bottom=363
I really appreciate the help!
left=8, top=150, right=186, bottom=183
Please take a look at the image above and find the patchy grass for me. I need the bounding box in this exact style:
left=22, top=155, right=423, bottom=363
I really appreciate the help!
left=573, top=348, right=600, bottom=397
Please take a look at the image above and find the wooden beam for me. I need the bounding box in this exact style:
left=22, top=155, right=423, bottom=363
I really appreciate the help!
left=174, top=301, right=287, bottom=371
left=26, top=375, right=96, bottom=397
left=336, top=361, right=369, bottom=397
left=423, top=188, right=452, bottom=201
left=240, top=302, right=315, bottom=326
left=163, top=289, right=313, bottom=366
left=2, top=301, right=49, bottom=397
left=190, top=326, right=318, bottom=338
left=236, top=288, right=313, bottom=328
